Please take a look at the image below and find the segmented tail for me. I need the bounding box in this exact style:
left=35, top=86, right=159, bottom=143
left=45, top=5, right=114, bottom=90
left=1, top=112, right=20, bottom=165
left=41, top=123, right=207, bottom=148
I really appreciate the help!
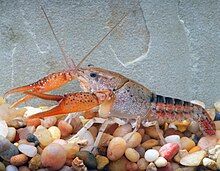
left=147, top=94, right=216, bottom=135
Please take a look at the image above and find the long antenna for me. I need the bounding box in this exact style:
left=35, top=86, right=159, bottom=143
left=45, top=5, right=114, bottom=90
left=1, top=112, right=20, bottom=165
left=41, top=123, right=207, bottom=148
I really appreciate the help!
left=77, top=13, right=128, bottom=67
left=37, top=0, right=76, bottom=69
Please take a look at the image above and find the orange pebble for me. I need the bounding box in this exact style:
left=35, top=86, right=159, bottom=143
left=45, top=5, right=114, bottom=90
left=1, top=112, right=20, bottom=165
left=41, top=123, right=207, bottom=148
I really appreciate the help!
left=189, top=146, right=201, bottom=153
left=26, top=118, right=41, bottom=127
left=10, top=154, right=28, bottom=166
left=58, top=120, right=73, bottom=138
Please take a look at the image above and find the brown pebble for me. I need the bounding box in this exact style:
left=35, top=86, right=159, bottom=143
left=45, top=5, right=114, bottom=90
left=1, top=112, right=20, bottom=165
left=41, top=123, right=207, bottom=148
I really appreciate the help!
left=141, top=139, right=159, bottom=150
left=58, top=120, right=73, bottom=138
left=29, top=154, right=42, bottom=170
left=164, top=128, right=184, bottom=137
left=145, top=126, right=164, bottom=139
left=70, top=117, right=83, bottom=134
left=126, top=162, right=138, bottom=171
left=88, top=126, right=98, bottom=140
left=10, top=154, right=28, bottom=166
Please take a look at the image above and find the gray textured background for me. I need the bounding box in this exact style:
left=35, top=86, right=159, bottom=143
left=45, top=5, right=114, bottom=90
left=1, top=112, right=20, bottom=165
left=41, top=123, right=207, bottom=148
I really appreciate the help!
left=0, top=0, right=219, bottom=107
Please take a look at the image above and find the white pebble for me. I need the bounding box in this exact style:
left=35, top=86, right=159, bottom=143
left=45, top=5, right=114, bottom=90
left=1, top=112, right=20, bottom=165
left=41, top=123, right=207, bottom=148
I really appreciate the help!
left=18, top=144, right=37, bottom=157
left=6, top=165, right=18, bottom=171
left=6, top=127, right=16, bottom=142
left=154, top=157, right=168, bottom=168
left=165, top=135, right=180, bottom=144
left=144, top=149, right=159, bottom=162
left=0, top=120, right=8, bottom=137
left=214, top=101, right=220, bottom=112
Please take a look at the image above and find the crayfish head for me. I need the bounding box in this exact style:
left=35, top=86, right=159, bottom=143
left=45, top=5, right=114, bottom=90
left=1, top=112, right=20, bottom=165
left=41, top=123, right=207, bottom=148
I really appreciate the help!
left=77, top=67, right=129, bottom=92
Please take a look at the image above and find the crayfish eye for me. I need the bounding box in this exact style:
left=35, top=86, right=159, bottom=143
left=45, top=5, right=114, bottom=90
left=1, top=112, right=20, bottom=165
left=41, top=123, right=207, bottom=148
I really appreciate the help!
left=90, top=72, right=97, bottom=78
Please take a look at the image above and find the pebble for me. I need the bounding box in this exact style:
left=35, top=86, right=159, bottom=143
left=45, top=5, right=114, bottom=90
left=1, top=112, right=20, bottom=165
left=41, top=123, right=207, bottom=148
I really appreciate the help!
left=159, top=143, right=179, bottom=161
left=141, top=139, right=159, bottom=150
left=113, top=124, right=132, bottom=137
left=10, top=154, right=28, bottom=166
left=168, top=123, right=177, bottom=130
left=28, top=154, right=41, bottom=170
left=98, top=133, right=113, bottom=147
left=135, top=146, right=145, bottom=158
left=59, top=166, right=72, bottom=171
left=144, top=149, right=159, bottom=162
left=146, top=162, right=157, bottom=171
left=0, top=141, right=19, bottom=161
left=123, top=132, right=142, bottom=148
left=0, top=120, right=8, bottom=138
left=180, top=137, right=195, bottom=151
left=17, top=126, right=35, bottom=140
left=174, top=150, right=188, bottom=163
left=63, top=143, right=80, bottom=159
left=41, top=143, right=66, bottom=170
left=52, top=139, right=68, bottom=146
left=70, top=117, right=83, bottom=134
left=137, top=158, right=148, bottom=170
left=154, top=157, right=168, bottom=168
left=217, top=152, right=220, bottom=169
left=48, top=126, right=61, bottom=140
left=26, top=134, right=39, bottom=146
left=57, top=120, right=73, bottom=138
left=41, top=116, right=57, bottom=128
left=202, top=157, right=217, bottom=170
left=34, top=126, right=53, bottom=147
left=214, top=101, right=220, bottom=112
left=76, top=151, right=97, bottom=169
left=164, top=128, right=184, bottom=137
left=126, top=162, right=138, bottom=171
left=108, top=156, right=129, bottom=171
left=107, top=137, right=126, bottom=161
left=180, top=150, right=206, bottom=166
left=18, top=144, right=37, bottom=157
left=96, top=155, right=109, bottom=170
left=7, top=119, right=26, bottom=129
left=26, top=118, right=41, bottom=128
left=0, top=162, right=5, bottom=171
left=145, top=126, right=163, bottom=139
left=198, top=136, right=217, bottom=150
left=125, top=148, right=140, bottom=162
left=175, top=120, right=190, bottom=132
left=18, top=166, right=31, bottom=171
left=5, top=165, right=18, bottom=171
left=188, top=121, right=199, bottom=134
left=165, top=135, right=180, bottom=144
left=189, top=146, right=201, bottom=153
left=6, top=127, right=16, bottom=142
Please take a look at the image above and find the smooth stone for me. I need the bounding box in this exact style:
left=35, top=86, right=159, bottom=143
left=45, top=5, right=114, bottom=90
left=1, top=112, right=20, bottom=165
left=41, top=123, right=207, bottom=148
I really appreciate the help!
left=107, top=137, right=126, bottom=161
left=26, top=134, right=39, bottom=146
left=59, top=166, right=72, bottom=171
left=10, top=154, right=28, bottom=166
left=18, top=166, right=31, bottom=171
left=144, top=149, right=159, bottom=162
left=34, top=126, right=53, bottom=147
left=76, top=151, right=97, bottom=169
left=125, top=148, right=140, bottom=162
left=214, top=101, right=220, bottom=112
left=57, top=120, right=73, bottom=138
left=146, top=162, right=157, bottom=171
left=159, top=143, right=179, bottom=161
left=18, top=144, right=37, bottom=157
left=189, top=146, right=201, bottom=153
left=17, top=126, right=35, bottom=140
left=123, top=132, right=142, bottom=148
left=28, top=154, right=41, bottom=170
left=0, top=162, right=5, bottom=171
left=48, top=126, right=61, bottom=140
left=198, top=136, right=217, bottom=150
left=0, top=120, right=8, bottom=138
left=0, top=135, right=11, bottom=152
left=141, top=139, right=159, bottom=150
left=202, top=157, right=217, bottom=170
left=180, top=150, right=206, bottom=166
left=174, top=150, right=188, bottom=163
left=155, top=157, right=168, bottom=168
left=6, top=127, right=16, bottom=142
left=165, top=135, right=180, bottom=144
left=113, top=124, right=132, bottom=137
left=0, top=143, right=19, bottom=161
left=41, top=116, right=57, bottom=128
left=41, top=143, right=66, bottom=170
left=137, top=158, right=148, bottom=170
left=108, top=156, right=129, bottom=171
left=164, top=128, right=184, bottom=137
left=5, top=165, right=18, bottom=171
left=145, top=126, right=163, bottom=139
left=180, top=137, right=195, bottom=151
left=62, top=143, right=79, bottom=159
left=135, top=146, right=145, bottom=158
left=96, top=155, right=109, bottom=170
